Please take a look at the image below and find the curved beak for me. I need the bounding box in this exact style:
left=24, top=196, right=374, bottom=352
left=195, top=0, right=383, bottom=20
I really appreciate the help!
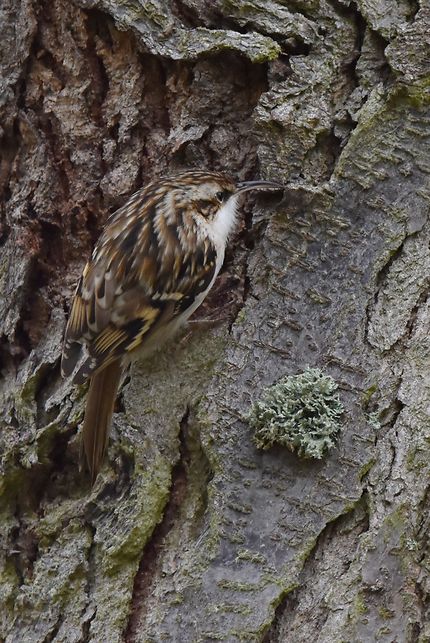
left=235, top=179, right=284, bottom=195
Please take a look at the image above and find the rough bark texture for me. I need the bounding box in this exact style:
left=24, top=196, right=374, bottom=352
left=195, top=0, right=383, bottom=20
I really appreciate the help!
left=1, top=0, right=429, bottom=641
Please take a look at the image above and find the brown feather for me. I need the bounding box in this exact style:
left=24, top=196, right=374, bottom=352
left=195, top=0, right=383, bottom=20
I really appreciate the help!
left=81, top=360, right=122, bottom=484
left=68, top=295, right=86, bottom=337
left=61, top=170, right=241, bottom=483
left=61, top=175, right=224, bottom=380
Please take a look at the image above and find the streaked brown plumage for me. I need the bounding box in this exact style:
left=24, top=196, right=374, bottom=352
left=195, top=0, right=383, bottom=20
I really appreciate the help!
left=61, top=170, right=282, bottom=483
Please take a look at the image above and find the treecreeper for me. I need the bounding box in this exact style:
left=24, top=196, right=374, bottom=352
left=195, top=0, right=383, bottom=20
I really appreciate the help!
left=61, top=170, right=283, bottom=484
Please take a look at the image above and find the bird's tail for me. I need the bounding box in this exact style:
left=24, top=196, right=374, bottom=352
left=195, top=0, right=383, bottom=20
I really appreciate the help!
left=81, top=359, right=122, bottom=484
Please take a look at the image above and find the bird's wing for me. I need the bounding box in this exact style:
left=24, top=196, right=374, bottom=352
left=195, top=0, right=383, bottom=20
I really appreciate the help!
left=61, top=190, right=217, bottom=383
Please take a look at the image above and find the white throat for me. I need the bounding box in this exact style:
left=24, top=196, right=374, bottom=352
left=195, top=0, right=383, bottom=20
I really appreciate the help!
left=210, top=195, right=239, bottom=250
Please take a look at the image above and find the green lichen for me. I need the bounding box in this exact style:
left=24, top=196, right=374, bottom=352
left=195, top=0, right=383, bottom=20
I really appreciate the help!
left=234, top=308, right=247, bottom=325
left=1, top=559, right=20, bottom=606
left=406, top=444, right=429, bottom=472
left=359, top=458, right=376, bottom=481
left=201, top=632, right=226, bottom=641
left=168, top=592, right=184, bottom=605
left=102, top=456, right=171, bottom=574
left=248, top=368, right=344, bottom=459
left=362, top=384, right=378, bottom=406
left=209, top=602, right=253, bottom=616
left=235, top=549, right=267, bottom=564
left=249, top=40, right=280, bottom=63
left=379, top=606, right=395, bottom=619
left=377, top=626, right=392, bottom=637
left=366, top=412, right=381, bottom=430
left=217, top=579, right=259, bottom=592
left=383, top=505, right=408, bottom=534
left=353, top=591, right=368, bottom=616
left=387, top=83, right=430, bottom=111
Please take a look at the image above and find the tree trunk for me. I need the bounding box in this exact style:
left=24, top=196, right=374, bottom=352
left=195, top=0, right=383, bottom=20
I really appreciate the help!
left=1, top=0, right=429, bottom=641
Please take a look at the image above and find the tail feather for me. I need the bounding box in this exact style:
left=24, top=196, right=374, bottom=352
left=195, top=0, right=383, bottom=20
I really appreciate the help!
left=81, top=360, right=122, bottom=484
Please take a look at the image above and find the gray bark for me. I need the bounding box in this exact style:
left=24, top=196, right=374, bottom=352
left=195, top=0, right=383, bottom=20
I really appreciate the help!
left=1, top=0, right=429, bottom=641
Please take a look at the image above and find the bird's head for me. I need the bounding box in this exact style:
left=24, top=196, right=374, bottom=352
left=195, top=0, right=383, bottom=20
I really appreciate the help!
left=163, top=170, right=283, bottom=245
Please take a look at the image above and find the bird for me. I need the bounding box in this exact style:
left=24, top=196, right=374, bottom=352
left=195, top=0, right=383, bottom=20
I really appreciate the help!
left=61, top=169, right=283, bottom=483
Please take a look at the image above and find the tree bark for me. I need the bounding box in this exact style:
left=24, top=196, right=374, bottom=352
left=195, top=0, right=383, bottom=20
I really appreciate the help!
left=1, top=0, right=429, bottom=641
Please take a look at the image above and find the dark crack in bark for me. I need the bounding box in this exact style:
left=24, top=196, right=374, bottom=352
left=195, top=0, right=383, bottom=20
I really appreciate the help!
left=124, top=402, right=215, bottom=641
left=364, top=235, right=407, bottom=347
left=81, top=523, right=97, bottom=643
left=124, top=408, right=191, bottom=643
left=264, top=493, right=370, bottom=642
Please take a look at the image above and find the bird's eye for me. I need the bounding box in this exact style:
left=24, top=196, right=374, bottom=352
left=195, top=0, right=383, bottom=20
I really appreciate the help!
left=216, top=190, right=230, bottom=203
